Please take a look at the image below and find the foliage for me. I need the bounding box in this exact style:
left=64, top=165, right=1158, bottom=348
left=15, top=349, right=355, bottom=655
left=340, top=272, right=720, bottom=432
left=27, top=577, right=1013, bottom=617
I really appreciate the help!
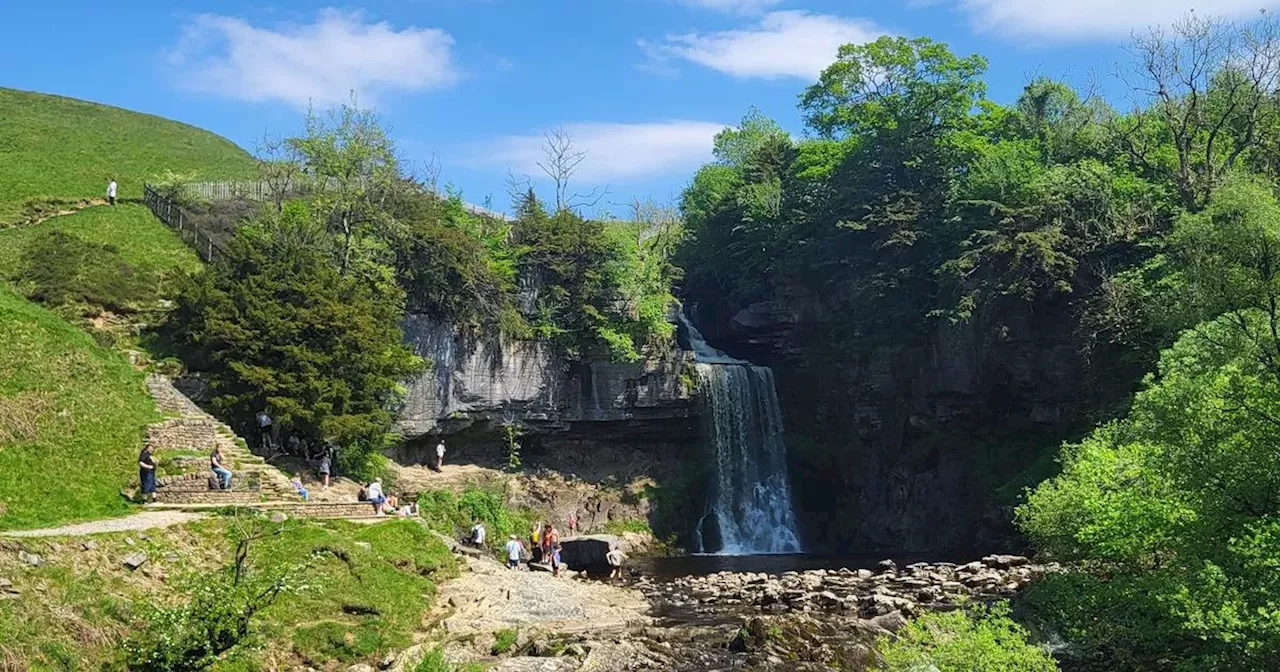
left=0, top=284, right=156, bottom=530
left=16, top=230, right=157, bottom=312
left=0, top=87, right=256, bottom=224
left=415, top=486, right=536, bottom=552
left=503, top=423, right=523, bottom=472
left=491, top=628, right=519, bottom=655
left=168, top=201, right=423, bottom=476
left=878, top=603, right=1058, bottom=672
left=414, top=647, right=487, bottom=672
left=1018, top=312, right=1280, bottom=669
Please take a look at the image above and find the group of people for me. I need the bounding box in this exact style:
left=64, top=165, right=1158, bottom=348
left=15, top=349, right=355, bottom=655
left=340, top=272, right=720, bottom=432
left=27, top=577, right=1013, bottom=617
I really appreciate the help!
left=136, top=443, right=234, bottom=502
left=486, top=519, right=627, bottom=580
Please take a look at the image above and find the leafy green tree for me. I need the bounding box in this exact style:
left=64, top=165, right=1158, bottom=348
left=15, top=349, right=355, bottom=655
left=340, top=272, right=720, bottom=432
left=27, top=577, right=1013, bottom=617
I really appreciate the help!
left=170, top=202, right=422, bottom=474
left=879, top=603, right=1058, bottom=672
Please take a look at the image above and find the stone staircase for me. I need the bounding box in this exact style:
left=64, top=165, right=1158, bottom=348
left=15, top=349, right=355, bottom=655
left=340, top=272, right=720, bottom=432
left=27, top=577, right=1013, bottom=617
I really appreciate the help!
left=141, top=375, right=381, bottom=520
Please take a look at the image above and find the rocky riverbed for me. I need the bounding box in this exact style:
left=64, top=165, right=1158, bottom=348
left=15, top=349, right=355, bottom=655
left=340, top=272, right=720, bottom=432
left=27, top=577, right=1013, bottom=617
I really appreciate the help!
left=417, top=553, right=1052, bottom=671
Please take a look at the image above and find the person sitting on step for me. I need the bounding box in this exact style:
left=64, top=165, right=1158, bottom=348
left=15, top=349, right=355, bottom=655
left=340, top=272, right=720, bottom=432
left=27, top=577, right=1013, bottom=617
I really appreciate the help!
left=291, top=473, right=309, bottom=501
left=367, top=478, right=387, bottom=515
left=210, top=446, right=232, bottom=490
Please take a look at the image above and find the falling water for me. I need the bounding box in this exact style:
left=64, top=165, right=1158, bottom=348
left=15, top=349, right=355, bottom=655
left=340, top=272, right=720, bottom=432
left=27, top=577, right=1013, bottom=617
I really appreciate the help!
left=678, top=311, right=803, bottom=555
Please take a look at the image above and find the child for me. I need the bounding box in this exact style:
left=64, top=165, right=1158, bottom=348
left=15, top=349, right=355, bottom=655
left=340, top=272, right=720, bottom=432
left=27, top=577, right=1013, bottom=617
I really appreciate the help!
left=291, top=474, right=309, bottom=501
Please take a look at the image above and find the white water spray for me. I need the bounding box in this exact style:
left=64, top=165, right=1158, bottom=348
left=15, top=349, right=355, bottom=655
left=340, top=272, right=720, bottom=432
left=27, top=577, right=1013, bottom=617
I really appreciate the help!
left=679, top=311, right=803, bottom=555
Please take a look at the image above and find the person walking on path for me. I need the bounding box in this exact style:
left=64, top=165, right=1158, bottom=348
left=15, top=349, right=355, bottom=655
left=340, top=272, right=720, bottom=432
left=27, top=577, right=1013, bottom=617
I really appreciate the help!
left=106, top=178, right=117, bottom=206
left=505, top=535, right=524, bottom=569
left=469, top=519, right=486, bottom=548
left=138, top=444, right=157, bottom=503
left=317, top=444, right=333, bottom=489
left=435, top=440, right=446, bottom=471
left=210, top=446, right=232, bottom=490
left=606, top=542, right=627, bottom=580
left=256, top=411, right=275, bottom=452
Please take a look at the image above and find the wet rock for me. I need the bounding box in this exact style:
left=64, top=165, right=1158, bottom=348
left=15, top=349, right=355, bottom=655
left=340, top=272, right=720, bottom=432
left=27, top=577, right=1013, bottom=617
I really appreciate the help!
left=877, top=559, right=898, bottom=574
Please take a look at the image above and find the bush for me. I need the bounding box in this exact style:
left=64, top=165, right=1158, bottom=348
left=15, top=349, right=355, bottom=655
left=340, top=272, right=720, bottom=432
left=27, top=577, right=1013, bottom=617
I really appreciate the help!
left=416, top=487, right=535, bottom=551
left=879, top=603, right=1057, bottom=672
left=491, top=628, right=518, bottom=655
left=18, top=230, right=156, bottom=312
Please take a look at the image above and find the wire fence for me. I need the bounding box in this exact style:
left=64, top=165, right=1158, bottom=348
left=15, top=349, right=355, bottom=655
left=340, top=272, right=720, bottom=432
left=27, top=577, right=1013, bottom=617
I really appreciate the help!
left=143, top=185, right=227, bottom=263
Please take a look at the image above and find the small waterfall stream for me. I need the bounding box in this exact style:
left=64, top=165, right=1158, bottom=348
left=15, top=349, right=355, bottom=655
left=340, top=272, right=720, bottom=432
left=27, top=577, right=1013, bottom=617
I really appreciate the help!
left=679, top=311, right=803, bottom=555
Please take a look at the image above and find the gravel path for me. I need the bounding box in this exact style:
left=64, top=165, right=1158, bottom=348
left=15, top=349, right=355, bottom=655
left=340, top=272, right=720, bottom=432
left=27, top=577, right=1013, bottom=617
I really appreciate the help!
left=0, top=511, right=206, bottom=538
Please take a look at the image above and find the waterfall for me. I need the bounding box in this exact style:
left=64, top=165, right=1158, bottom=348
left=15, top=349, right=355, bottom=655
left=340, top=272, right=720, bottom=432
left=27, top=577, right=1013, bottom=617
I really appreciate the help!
left=678, top=311, right=803, bottom=555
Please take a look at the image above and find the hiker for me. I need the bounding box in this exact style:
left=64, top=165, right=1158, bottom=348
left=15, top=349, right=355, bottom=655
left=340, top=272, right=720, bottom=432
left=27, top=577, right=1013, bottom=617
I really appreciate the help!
left=317, top=444, right=333, bottom=489
left=138, top=444, right=157, bottom=503
left=291, top=474, right=309, bottom=501
left=367, top=478, right=387, bottom=515
left=468, top=519, right=486, bottom=548
left=606, top=542, right=627, bottom=580
left=505, top=535, right=524, bottom=569
left=541, top=523, right=560, bottom=576
left=106, top=178, right=117, bottom=206
left=567, top=511, right=578, bottom=537
left=552, top=543, right=563, bottom=578
left=530, top=522, right=543, bottom=563
left=435, top=440, right=446, bottom=470
left=210, top=446, right=232, bottom=490
left=256, top=410, right=275, bottom=452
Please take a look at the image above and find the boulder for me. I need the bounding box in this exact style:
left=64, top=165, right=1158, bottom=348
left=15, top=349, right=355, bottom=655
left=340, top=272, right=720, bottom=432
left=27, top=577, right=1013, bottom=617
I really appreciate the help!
left=122, top=552, right=148, bottom=570
left=870, top=610, right=909, bottom=634
left=558, top=534, right=620, bottom=573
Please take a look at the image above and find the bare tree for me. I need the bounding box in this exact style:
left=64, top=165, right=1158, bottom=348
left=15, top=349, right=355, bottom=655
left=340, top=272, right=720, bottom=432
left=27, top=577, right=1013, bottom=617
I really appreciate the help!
left=254, top=133, right=305, bottom=213
left=1115, top=12, right=1280, bottom=211
left=537, top=127, right=606, bottom=212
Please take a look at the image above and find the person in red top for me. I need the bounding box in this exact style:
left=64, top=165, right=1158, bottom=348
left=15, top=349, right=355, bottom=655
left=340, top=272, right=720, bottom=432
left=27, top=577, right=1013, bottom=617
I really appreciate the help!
left=567, top=511, right=578, bottom=537
left=541, top=523, right=561, bottom=576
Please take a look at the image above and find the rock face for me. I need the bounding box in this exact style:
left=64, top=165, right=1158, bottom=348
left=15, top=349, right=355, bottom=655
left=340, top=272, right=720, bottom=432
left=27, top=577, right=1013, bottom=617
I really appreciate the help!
left=397, top=316, right=698, bottom=441
left=558, top=535, right=620, bottom=573
left=687, top=288, right=1108, bottom=554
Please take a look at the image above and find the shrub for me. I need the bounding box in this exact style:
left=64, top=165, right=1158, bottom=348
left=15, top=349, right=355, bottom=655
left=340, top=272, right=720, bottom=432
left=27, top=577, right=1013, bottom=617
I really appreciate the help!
left=878, top=603, right=1057, bottom=672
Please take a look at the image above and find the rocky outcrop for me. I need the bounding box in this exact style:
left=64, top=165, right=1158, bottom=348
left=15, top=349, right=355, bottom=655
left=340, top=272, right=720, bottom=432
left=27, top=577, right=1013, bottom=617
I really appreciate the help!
left=397, top=315, right=699, bottom=445
left=558, top=535, right=621, bottom=573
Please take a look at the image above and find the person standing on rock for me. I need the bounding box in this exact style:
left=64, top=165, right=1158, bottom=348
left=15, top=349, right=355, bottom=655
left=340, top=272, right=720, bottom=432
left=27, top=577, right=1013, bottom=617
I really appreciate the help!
left=138, top=444, right=157, bottom=503
left=106, top=178, right=117, bottom=206
left=256, top=410, right=275, bottom=452
left=505, top=535, right=524, bottom=569
left=210, top=446, right=232, bottom=490
left=469, top=519, right=487, bottom=548
left=607, top=543, right=627, bottom=580
left=542, top=523, right=560, bottom=576
left=317, top=443, right=333, bottom=490
left=435, top=440, right=446, bottom=471
left=568, top=511, right=578, bottom=537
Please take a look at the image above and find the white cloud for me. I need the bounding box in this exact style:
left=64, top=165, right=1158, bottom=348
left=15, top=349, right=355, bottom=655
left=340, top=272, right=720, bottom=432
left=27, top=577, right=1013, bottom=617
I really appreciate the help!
left=678, top=0, right=787, bottom=13
left=643, top=11, right=887, bottom=80
left=479, top=121, right=727, bottom=182
left=957, top=0, right=1280, bottom=41
left=168, top=9, right=458, bottom=108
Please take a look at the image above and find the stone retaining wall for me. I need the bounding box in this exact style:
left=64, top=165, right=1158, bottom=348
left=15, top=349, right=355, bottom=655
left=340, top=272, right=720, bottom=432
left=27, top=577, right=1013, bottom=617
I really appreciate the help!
left=146, top=418, right=218, bottom=453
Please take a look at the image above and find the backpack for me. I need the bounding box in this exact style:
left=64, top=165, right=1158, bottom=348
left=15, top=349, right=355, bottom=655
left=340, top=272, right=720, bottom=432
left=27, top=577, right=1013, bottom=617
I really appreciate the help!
left=357, top=487, right=368, bottom=502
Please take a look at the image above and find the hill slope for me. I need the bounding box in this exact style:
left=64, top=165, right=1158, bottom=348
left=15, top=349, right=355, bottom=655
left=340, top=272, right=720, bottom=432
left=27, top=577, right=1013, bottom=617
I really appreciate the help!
left=0, top=87, right=257, bottom=223
left=0, top=90, right=257, bottom=530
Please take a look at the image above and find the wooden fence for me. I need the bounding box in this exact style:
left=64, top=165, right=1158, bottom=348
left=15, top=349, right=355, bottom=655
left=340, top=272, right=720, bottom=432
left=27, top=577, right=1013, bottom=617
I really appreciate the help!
left=143, top=185, right=227, bottom=263
left=179, top=180, right=507, bottom=220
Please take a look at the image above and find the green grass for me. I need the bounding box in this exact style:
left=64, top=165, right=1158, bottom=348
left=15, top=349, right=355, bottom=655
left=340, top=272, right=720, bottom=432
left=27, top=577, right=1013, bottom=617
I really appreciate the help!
left=0, top=87, right=257, bottom=224
left=0, top=284, right=157, bottom=529
left=490, top=628, right=519, bottom=655
left=0, top=518, right=456, bottom=670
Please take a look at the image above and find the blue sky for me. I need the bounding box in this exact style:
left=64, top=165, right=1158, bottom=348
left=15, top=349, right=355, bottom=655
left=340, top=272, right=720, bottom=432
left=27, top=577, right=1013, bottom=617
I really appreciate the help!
left=1, top=0, right=1272, bottom=215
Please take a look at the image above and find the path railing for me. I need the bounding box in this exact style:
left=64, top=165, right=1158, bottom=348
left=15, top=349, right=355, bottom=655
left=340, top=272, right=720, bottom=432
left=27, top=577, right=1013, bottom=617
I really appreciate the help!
left=143, top=185, right=227, bottom=263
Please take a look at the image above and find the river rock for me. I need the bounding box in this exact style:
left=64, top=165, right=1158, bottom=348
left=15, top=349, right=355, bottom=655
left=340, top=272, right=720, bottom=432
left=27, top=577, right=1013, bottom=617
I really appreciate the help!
left=870, top=610, right=909, bottom=634
left=876, top=559, right=897, bottom=574
left=982, top=554, right=1030, bottom=569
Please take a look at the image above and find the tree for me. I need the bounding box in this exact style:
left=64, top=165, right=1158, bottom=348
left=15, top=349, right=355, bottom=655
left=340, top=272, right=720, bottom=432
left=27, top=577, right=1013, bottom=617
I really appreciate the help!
left=1114, top=13, right=1280, bottom=211
left=254, top=133, right=306, bottom=213
left=537, top=126, right=604, bottom=213
left=170, top=202, right=423, bottom=474
left=287, top=98, right=403, bottom=275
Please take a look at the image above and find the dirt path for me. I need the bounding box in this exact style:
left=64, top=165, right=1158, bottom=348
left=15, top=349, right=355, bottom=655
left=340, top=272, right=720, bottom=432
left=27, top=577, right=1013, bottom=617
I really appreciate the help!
left=0, top=511, right=205, bottom=538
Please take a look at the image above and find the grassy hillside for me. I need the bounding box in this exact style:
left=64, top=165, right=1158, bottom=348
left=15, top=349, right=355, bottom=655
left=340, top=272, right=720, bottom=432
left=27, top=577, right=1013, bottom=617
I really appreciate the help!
left=0, top=87, right=257, bottom=223
left=0, top=284, right=157, bottom=529
left=0, top=518, right=455, bottom=670
left=0, top=90, right=257, bottom=530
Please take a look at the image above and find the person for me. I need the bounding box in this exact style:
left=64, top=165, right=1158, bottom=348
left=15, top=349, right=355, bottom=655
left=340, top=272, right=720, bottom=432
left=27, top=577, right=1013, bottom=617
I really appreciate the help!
left=291, top=474, right=309, bottom=501
left=530, top=522, right=543, bottom=564
left=606, top=543, right=627, bottom=580
left=552, top=543, right=563, bottom=578
left=469, top=519, right=486, bottom=548
left=504, top=535, right=524, bottom=569
left=256, top=410, right=274, bottom=452
left=106, top=178, right=117, bottom=206
left=541, top=523, right=560, bottom=576
left=210, top=446, right=232, bottom=490
left=317, top=444, right=333, bottom=489
left=435, top=440, right=446, bottom=470
left=568, top=511, right=578, bottom=537
left=367, top=478, right=387, bottom=515
left=138, top=444, right=157, bottom=503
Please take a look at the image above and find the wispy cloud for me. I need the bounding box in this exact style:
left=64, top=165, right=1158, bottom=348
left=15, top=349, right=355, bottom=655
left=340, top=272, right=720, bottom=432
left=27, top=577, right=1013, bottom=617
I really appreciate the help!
left=957, top=0, right=1280, bottom=41
left=167, top=9, right=459, bottom=108
left=642, top=11, right=887, bottom=80
left=476, top=121, right=727, bottom=182
left=677, top=0, right=787, bottom=14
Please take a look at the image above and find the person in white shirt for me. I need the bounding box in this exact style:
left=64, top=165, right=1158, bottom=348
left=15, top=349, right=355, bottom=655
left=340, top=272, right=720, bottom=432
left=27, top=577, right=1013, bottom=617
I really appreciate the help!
left=504, top=535, right=524, bottom=569
left=436, top=440, right=446, bottom=470
left=606, top=543, right=627, bottom=580
left=367, top=478, right=386, bottom=515
left=469, top=519, right=486, bottom=547
left=106, top=178, right=118, bottom=206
